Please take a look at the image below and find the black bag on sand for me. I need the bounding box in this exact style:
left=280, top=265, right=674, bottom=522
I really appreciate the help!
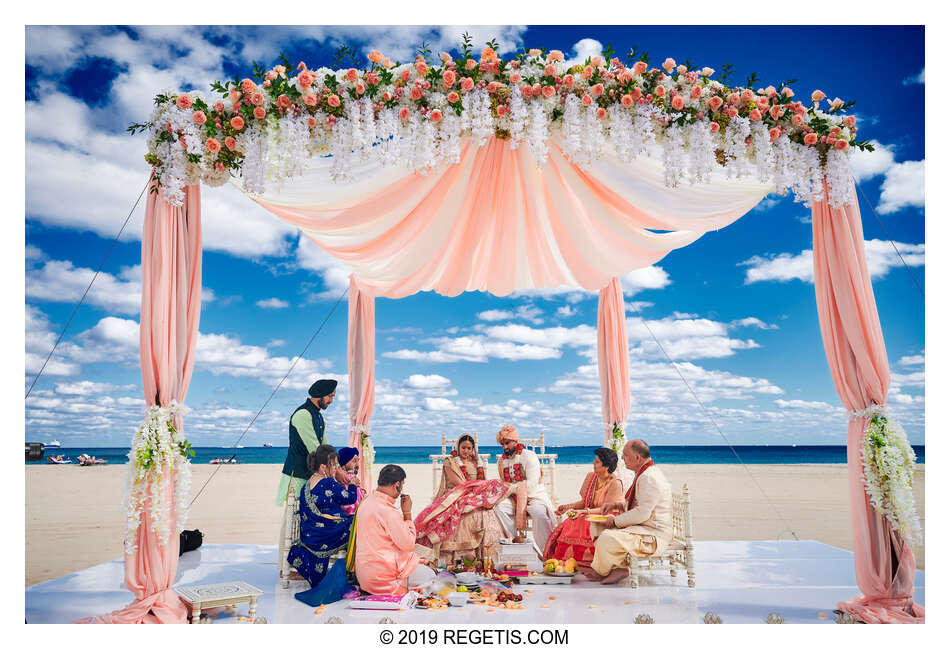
left=179, top=529, right=203, bottom=555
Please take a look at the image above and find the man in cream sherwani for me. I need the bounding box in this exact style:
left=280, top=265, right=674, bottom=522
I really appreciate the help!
left=588, top=439, right=672, bottom=584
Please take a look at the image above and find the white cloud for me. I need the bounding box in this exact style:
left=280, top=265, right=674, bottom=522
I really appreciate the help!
left=403, top=374, right=451, bottom=389
left=423, top=397, right=459, bottom=411
left=476, top=304, right=544, bottom=325
left=878, top=160, right=925, bottom=214
left=899, top=353, right=924, bottom=366
left=295, top=235, right=352, bottom=300
left=256, top=298, right=289, bottom=309
left=556, top=305, right=577, bottom=318
left=740, top=239, right=924, bottom=284
left=625, top=301, right=654, bottom=313
left=902, top=68, right=924, bottom=85
left=54, top=380, right=132, bottom=396
left=775, top=399, right=840, bottom=412
left=620, top=267, right=671, bottom=295
left=850, top=140, right=897, bottom=183
left=730, top=317, right=779, bottom=330
left=564, top=38, right=603, bottom=68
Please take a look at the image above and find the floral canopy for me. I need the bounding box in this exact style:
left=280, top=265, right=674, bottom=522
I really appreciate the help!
left=97, top=40, right=920, bottom=625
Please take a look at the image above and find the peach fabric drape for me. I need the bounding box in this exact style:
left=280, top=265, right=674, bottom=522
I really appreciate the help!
left=348, top=274, right=375, bottom=491
left=77, top=180, right=201, bottom=624
left=812, top=180, right=923, bottom=623
left=597, top=277, right=631, bottom=445
left=250, top=136, right=771, bottom=299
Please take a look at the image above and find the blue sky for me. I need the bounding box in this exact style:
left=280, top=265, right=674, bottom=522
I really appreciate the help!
left=24, top=25, right=925, bottom=448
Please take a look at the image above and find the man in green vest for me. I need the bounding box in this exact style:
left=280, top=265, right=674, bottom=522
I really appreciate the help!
left=277, top=378, right=337, bottom=582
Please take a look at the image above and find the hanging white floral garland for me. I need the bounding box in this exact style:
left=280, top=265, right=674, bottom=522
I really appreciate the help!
left=853, top=405, right=922, bottom=546
left=131, top=43, right=872, bottom=210
left=122, top=402, right=194, bottom=554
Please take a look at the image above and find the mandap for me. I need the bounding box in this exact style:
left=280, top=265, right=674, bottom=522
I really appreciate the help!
left=82, top=45, right=922, bottom=623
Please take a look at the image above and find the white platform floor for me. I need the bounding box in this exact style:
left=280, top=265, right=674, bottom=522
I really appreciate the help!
left=25, top=540, right=925, bottom=624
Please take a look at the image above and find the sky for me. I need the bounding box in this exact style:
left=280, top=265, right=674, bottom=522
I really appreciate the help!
left=23, top=25, right=925, bottom=449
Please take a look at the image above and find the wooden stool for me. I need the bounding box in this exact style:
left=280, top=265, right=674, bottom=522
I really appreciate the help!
left=175, top=581, right=264, bottom=624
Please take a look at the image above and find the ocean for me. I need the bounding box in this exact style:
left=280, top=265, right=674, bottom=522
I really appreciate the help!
left=27, top=444, right=926, bottom=466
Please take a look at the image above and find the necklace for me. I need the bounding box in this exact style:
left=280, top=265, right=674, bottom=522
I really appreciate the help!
left=594, top=474, right=608, bottom=490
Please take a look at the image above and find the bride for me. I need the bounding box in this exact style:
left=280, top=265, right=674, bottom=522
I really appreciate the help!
left=414, top=434, right=512, bottom=566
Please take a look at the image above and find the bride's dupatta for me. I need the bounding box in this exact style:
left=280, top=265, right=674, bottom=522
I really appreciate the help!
left=414, top=437, right=513, bottom=558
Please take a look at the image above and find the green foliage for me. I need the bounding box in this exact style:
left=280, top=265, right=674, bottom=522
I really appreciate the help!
left=416, top=40, right=432, bottom=63
left=828, top=99, right=856, bottom=114
left=332, top=44, right=359, bottom=68
left=626, top=46, right=649, bottom=65
left=745, top=71, right=759, bottom=89
left=601, top=44, right=615, bottom=63
left=127, top=121, right=153, bottom=136
left=460, top=32, right=474, bottom=59
left=854, top=139, right=875, bottom=152
left=718, top=62, right=735, bottom=84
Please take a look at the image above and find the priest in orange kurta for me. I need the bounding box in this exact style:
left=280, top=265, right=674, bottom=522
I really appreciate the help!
left=354, top=464, right=424, bottom=595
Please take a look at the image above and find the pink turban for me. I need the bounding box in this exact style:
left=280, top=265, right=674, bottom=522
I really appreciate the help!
left=496, top=424, right=519, bottom=444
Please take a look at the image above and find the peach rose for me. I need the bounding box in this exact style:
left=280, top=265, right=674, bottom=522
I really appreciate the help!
left=176, top=94, right=193, bottom=110
left=229, top=88, right=242, bottom=103
left=192, top=110, right=207, bottom=125
left=253, top=107, right=266, bottom=119
left=430, top=109, right=443, bottom=123
left=240, top=78, right=256, bottom=93
left=596, top=107, right=606, bottom=119
left=749, top=109, right=762, bottom=120
left=448, top=91, right=460, bottom=103
left=701, top=67, right=714, bottom=77
left=740, top=89, right=754, bottom=103
left=365, top=72, right=379, bottom=86
left=440, top=51, right=452, bottom=64
left=769, top=127, right=781, bottom=141
left=671, top=95, right=684, bottom=110
left=811, top=90, right=826, bottom=103
left=307, top=116, right=316, bottom=128
left=782, top=87, right=795, bottom=98
left=532, top=84, right=542, bottom=97
left=542, top=85, right=556, bottom=98
left=250, top=91, right=264, bottom=106
left=791, top=114, right=804, bottom=126
left=368, top=50, right=384, bottom=64
left=277, top=94, right=292, bottom=109
left=498, top=105, right=510, bottom=116
left=460, top=77, right=475, bottom=92
left=382, top=58, right=394, bottom=69
left=205, top=137, right=221, bottom=153
left=400, top=69, right=411, bottom=82
left=829, top=126, right=841, bottom=137
left=509, top=72, right=522, bottom=84
left=298, top=70, right=314, bottom=88
left=756, top=96, right=769, bottom=110
left=487, top=81, right=500, bottom=93
left=618, top=71, right=632, bottom=84
left=442, top=69, right=457, bottom=88
left=581, top=93, right=592, bottom=106
left=676, top=64, right=687, bottom=75
left=829, top=97, right=845, bottom=110
left=591, top=83, right=604, bottom=96
left=225, top=136, right=236, bottom=150
left=630, top=87, right=642, bottom=100
left=265, top=70, right=278, bottom=81
left=415, top=61, right=427, bottom=76
left=521, top=85, right=533, bottom=99
left=304, top=93, right=317, bottom=106
left=355, top=83, right=365, bottom=95
left=843, top=116, right=856, bottom=127
left=345, top=68, right=359, bottom=82
left=804, top=133, right=818, bottom=146
left=480, top=46, right=497, bottom=61
left=213, top=101, right=224, bottom=113
left=544, top=64, right=556, bottom=77
left=834, top=139, right=849, bottom=151
left=410, top=87, right=423, bottom=101
left=398, top=107, right=410, bottom=120
left=662, top=57, right=676, bottom=73
left=621, top=94, right=634, bottom=107
left=327, top=94, right=341, bottom=107
left=563, top=75, right=575, bottom=88
left=529, top=48, right=542, bottom=57
left=633, top=61, right=648, bottom=74
left=727, top=92, right=739, bottom=105
left=710, top=122, right=721, bottom=133
left=690, top=85, right=702, bottom=99
left=591, top=56, right=605, bottom=67
left=654, top=85, right=666, bottom=97
left=230, top=116, right=245, bottom=130
left=382, top=92, right=392, bottom=102
left=548, top=49, right=564, bottom=62
left=582, top=65, right=593, bottom=79
left=465, top=58, right=477, bottom=71
left=707, top=96, right=723, bottom=111
left=726, top=106, right=739, bottom=118
left=297, top=61, right=307, bottom=71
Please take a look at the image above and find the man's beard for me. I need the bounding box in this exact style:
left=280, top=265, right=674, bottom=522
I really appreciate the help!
left=503, top=446, right=517, bottom=457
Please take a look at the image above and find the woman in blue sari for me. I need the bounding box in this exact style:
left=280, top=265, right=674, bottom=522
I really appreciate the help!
left=287, top=445, right=360, bottom=588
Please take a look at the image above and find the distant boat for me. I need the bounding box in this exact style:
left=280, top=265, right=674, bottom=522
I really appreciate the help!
left=210, top=458, right=238, bottom=464
left=263, top=442, right=273, bottom=448
left=44, top=440, right=62, bottom=448
left=236, top=445, right=245, bottom=449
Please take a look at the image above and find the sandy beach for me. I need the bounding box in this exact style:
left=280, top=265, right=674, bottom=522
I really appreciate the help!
left=25, top=462, right=925, bottom=586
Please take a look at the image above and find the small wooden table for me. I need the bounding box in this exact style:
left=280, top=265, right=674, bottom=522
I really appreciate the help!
left=175, top=582, right=264, bottom=624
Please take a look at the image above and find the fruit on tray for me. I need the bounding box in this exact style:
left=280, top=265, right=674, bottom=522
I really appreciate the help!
left=543, top=558, right=576, bottom=574
left=457, top=585, right=468, bottom=592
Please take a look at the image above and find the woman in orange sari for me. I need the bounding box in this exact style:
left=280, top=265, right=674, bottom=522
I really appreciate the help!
left=543, top=447, right=624, bottom=568
left=414, top=434, right=512, bottom=566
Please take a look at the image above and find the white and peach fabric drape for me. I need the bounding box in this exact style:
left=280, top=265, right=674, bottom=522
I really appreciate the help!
left=597, top=277, right=631, bottom=445
left=812, top=181, right=923, bottom=623
left=79, top=180, right=202, bottom=624
left=347, top=274, right=375, bottom=490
